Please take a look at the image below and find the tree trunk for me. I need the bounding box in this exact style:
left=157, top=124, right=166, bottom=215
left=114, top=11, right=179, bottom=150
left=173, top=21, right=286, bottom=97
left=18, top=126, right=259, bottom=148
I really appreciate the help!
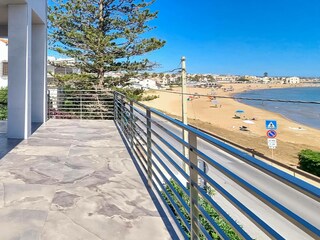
left=98, top=0, right=104, bottom=89
left=98, top=69, right=105, bottom=89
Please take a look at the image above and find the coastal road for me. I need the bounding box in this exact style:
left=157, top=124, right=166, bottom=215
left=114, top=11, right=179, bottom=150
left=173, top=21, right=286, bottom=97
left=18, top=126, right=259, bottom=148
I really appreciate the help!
left=132, top=109, right=320, bottom=239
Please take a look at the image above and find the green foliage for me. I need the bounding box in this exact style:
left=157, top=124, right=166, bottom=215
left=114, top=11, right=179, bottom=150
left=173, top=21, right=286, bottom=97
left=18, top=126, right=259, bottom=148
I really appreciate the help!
left=237, top=77, right=250, bottom=82
left=298, top=149, right=320, bottom=177
left=0, top=87, right=8, bottom=120
left=113, top=88, right=144, bottom=101
left=48, top=0, right=165, bottom=88
left=163, top=180, right=241, bottom=239
left=141, top=94, right=159, bottom=101
left=49, top=88, right=114, bottom=120
left=50, top=73, right=99, bottom=90
left=113, top=88, right=159, bottom=102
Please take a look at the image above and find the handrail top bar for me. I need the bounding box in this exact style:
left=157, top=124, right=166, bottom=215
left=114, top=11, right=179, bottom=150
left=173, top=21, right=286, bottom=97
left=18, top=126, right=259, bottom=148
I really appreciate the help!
left=114, top=91, right=320, bottom=199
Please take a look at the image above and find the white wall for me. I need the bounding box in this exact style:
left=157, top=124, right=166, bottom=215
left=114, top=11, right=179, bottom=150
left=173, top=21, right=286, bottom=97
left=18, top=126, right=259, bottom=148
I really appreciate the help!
left=0, top=40, right=8, bottom=88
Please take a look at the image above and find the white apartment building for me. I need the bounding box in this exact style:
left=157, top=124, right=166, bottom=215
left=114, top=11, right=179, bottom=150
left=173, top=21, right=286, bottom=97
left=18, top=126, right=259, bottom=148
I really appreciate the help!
left=127, top=78, right=158, bottom=90
left=285, top=77, right=300, bottom=84
left=0, top=38, right=8, bottom=88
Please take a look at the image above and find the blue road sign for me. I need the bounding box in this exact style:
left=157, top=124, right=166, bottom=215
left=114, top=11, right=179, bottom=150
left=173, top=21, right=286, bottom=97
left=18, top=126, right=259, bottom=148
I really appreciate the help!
left=266, top=120, right=277, bottom=130
left=267, top=130, right=277, bottom=138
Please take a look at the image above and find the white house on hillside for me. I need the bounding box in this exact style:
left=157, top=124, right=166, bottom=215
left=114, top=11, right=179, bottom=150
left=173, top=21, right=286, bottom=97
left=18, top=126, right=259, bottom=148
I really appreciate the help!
left=127, top=78, right=158, bottom=90
left=137, top=79, right=158, bottom=89
left=0, top=38, right=8, bottom=88
left=285, top=77, right=300, bottom=84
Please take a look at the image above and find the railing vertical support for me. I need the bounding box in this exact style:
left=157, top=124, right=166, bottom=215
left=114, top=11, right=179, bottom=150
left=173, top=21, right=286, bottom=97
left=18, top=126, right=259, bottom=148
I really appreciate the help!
left=146, top=108, right=153, bottom=188
left=80, top=94, right=83, bottom=120
left=47, top=90, right=50, bottom=120
left=130, top=100, right=134, bottom=148
left=189, top=132, right=199, bottom=240
left=120, top=94, right=125, bottom=130
left=113, top=92, right=118, bottom=122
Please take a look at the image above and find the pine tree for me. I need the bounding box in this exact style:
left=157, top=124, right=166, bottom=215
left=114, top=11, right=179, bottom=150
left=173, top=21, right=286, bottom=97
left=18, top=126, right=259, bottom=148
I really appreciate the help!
left=48, top=0, right=165, bottom=89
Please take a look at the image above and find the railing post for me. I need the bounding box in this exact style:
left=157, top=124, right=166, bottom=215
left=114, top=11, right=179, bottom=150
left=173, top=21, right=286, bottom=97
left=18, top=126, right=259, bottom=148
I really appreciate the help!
left=47, top=90, right=50, bottom=120
left=80, top=94, right=83, bottom=120
left=189, top=132, right=199, bottom=240
left=146, top=108, right=153, bottom=188
left=120, top=94, right=125, bottom=130
left=113, top=92, right=118, bottom=122
left=130, top=100, right=134, bottom=148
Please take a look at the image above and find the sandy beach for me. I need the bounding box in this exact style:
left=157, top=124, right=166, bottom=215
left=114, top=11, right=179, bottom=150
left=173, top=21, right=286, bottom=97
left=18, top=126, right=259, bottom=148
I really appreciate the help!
left=142, top=84, right=320, bottom=165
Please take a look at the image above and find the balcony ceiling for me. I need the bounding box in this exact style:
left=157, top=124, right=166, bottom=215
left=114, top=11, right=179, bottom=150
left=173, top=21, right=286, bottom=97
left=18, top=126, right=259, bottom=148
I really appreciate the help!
left=0, top=0, right=43, bottom=25
left=0, top=0, right=27, bottom=24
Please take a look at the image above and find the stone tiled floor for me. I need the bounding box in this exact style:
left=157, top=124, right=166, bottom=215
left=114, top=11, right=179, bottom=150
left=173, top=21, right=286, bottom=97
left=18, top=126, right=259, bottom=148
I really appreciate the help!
left=0, top=120, right=171, bottom=240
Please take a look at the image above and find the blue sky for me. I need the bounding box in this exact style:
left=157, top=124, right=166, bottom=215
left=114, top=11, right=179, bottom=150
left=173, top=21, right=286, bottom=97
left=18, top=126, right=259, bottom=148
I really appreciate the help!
left=49, top=0, right=320, bottom=76
left=146, top=0, right=320, bottom=76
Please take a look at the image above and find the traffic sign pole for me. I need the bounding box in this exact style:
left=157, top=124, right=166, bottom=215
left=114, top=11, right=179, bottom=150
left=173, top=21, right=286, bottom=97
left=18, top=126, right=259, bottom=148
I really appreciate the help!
left=266, top=120, right=278, bottom=159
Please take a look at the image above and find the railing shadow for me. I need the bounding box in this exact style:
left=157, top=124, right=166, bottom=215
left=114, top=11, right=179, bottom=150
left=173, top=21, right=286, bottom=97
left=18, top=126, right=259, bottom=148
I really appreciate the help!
left=115, top=122, right=180, bottom=240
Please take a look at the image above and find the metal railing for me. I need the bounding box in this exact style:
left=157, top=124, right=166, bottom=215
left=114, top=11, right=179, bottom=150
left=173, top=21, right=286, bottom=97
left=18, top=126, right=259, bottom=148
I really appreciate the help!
left=114, top=91, right=320, bottom=240
left=48, top=89, right=114, bottom=119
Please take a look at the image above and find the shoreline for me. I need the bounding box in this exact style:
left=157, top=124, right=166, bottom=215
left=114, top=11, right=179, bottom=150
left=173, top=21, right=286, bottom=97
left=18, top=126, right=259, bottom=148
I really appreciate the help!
left=143, top=83, right=320, bottom=165
left=234, top=86, right=320, bottom=130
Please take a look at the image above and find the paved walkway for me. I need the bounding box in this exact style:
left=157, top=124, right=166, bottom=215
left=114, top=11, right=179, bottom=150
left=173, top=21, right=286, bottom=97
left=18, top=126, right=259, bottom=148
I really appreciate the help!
left=0, top=120, right=171, bottom=240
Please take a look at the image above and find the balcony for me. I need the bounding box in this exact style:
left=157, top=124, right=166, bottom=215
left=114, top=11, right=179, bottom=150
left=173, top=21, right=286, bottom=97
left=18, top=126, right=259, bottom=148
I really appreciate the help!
left=0, top=119, right=173, bottom=239
left=0, top=90, right=319, bottom=239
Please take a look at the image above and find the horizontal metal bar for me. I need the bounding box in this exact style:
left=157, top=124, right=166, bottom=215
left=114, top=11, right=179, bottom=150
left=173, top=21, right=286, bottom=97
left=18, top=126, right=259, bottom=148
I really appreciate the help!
left=150, top=138, right=189, bottom=182
left=151, top=174, right=190, bottom=239
left=151, top=158, right=191, bottom=232
left=148, top=126, right=189, bottom=167
left=153, top=108, right=320, bottom=200
left=149, top=116, right=189, bottom=149
left=193, top=202, right=231, bottom=240
left=192, top=214, right=214, bottom=240
left=192, top=161, right=285, bottom=239
left=115, top=92, right=320, bottom=239
left=192, top=148, right=320, bottom=238
left=151, top=148, right=189, bottom=197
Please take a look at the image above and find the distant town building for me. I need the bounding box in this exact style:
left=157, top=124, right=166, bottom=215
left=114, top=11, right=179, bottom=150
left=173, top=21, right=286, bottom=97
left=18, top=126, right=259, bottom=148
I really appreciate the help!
left=47, top=56, right=81, bottom=85
left=126, top=78, right=158, bottom=89
left=261, top=77, right=270, bottom=83
left=285, top=77, right=300, bottom=84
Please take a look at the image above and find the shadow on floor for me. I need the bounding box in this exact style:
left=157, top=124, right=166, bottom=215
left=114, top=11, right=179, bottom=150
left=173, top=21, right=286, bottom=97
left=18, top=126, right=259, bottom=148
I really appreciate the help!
left=0, top=121, right=43, bottom=159
left=115, top=123, right=180, bottom=240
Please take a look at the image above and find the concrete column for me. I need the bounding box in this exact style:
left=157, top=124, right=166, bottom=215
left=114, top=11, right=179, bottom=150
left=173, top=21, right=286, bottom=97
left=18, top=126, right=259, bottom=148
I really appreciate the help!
left=7, top=4, right=32, bottom=139
left=32, top=22, right=47, bottom=123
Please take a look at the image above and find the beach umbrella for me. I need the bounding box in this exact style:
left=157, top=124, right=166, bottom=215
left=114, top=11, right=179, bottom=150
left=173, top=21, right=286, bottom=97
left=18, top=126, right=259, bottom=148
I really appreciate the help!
left=235, top=110, right=244, bottom=118
left=235, top=110, right=244, bottom=114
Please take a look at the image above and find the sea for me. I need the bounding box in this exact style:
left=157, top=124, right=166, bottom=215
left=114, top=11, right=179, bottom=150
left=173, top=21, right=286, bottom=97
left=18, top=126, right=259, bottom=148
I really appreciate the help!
left=235, top=86, right=320, bottom=130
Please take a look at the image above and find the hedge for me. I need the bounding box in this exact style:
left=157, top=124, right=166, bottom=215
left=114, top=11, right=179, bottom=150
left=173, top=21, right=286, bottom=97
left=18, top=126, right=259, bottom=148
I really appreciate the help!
left=298, top=149, right=320, bottom=177
left=0, top=87, right=7, bottom=120
left=163, top=180, right=241, bottom=239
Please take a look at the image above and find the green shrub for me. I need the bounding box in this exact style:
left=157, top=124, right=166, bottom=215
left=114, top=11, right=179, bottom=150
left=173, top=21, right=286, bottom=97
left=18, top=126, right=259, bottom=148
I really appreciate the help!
left=163, top=180, right=241, bottom=239
left=142, top=95, right=159, bottom=101
left=298, top=149, right=320, bottom=177
left=113, top=88, right=144, bottom=101
left=0, top=87, right=8, bottom=120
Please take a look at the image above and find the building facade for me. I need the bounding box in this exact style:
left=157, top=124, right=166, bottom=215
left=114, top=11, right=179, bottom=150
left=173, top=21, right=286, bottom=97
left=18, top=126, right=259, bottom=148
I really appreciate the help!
left=285, top=77, right=300, bottom=84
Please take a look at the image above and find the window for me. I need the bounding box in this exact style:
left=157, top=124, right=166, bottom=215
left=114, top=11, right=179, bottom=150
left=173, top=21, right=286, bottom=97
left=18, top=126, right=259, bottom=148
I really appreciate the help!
left=2, top=62, right=8, bottom=76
